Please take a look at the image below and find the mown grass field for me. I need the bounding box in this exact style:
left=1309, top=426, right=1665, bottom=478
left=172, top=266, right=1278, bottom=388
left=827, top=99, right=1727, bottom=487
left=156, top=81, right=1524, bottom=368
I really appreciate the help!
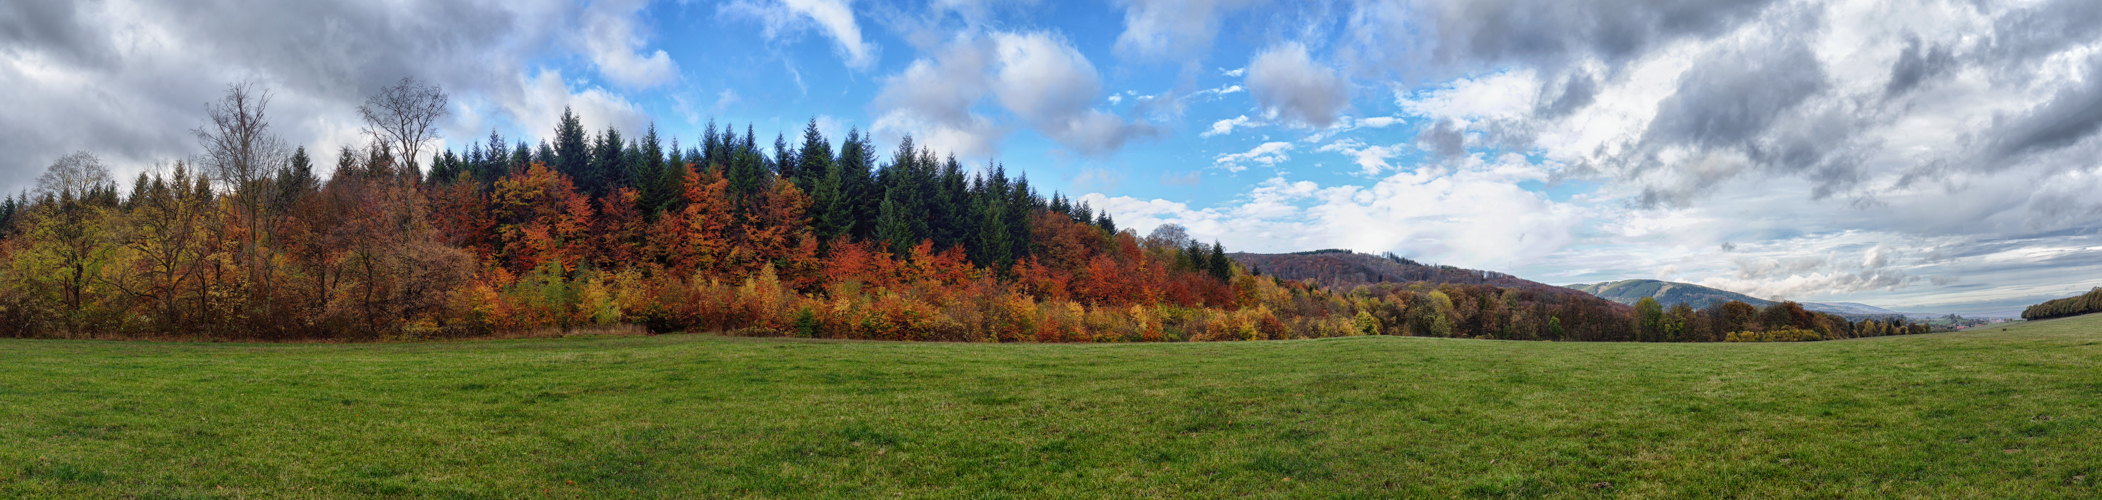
left=2, top=315, right=2099, bottom=499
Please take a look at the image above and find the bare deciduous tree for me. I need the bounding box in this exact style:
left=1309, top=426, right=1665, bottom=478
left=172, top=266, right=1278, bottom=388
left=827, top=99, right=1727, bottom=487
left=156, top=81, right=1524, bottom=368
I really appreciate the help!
left=194, top=81, right=292, bottom=305
left=36, top=151, right=115, bottom=200
left=1144, top=223, right=1192, bottom=251
left=194, top=81, right=290, bottom=198
left=359, top=77, right=449, bottom=177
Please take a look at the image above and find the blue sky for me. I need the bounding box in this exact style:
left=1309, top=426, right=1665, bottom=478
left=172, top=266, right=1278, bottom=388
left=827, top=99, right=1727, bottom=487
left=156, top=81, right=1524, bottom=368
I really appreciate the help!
left=7, top=0, right=2102, bottom=315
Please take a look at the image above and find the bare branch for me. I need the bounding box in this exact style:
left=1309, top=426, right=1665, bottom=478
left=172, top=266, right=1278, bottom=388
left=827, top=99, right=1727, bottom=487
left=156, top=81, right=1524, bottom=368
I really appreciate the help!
left=193, top=80, right=290, bottom=195
left=359, top=77, right=449, bottom=177
left=35, top=151, right=114, bottom=200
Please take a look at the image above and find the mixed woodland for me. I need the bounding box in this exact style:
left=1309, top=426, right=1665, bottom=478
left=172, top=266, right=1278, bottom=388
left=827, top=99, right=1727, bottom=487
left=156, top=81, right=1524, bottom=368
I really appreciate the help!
left=0, top=80, right=1933, bottom=343
left=2022, top=287, right=2102, bottom=321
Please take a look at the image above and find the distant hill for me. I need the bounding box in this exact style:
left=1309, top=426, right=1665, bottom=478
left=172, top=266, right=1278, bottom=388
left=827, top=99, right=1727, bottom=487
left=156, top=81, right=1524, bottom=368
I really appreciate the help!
left=1228, top=250, right=1601, bottom=302
left=1567, top=279, right=1773, bottom=310
left=1801, top=302, right=1903, bottom=316
left=2021, top=287, right=2102, bottom=320
left=1563, top=279, right=1903, bottom=317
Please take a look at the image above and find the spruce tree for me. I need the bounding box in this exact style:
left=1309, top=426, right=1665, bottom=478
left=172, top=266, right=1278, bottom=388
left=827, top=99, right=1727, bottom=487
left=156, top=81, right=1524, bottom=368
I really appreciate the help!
left=934, top=155, right=969, bottom=249
left=620, top=138, right=642, bottom=188
left=554, top=107, right=588, bottom=179
left=477, top=130, right=507, bottom=182
left=795, top=118, right=833, bottom=190
left=726, top=124, right=768, bottom=201
left=772, top=133, right=797, bottom=181
left=583, top=127, right=624, bottom=196
left=813, top=159, right=854, bottom=241
left=875, top=190, right=912, bottom=255
left=434, top=149, right=464, bottom=183
left=633, top=124, right=665, bottom=205
left=837, top=129, right=878, bottom=240
left=701, top=119, right=721, bottom=169
left=652, top=137, right=687, bottom=215
left=1002, top=168, right=1035, bottom=260
left=517, top=141, right=537, bottom=170
left=275, top=146, right=318, bottom=212
left=974, top=196, right=1012, bottom=270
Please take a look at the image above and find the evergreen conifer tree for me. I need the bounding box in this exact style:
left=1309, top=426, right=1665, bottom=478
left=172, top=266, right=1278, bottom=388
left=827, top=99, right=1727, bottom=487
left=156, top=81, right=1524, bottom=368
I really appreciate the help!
left=554, top=107, right=588, bottom=179
left=875, top=190, right=912, bottom=255
left=795, top=118, right=833, bottom=190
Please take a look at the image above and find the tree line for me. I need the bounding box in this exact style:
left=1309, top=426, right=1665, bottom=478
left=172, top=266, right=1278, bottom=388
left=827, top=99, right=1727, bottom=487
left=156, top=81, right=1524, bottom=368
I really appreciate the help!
left=0, top=79, right=1930, bottom=343
left=2022, top=287, right=2102, bottom=321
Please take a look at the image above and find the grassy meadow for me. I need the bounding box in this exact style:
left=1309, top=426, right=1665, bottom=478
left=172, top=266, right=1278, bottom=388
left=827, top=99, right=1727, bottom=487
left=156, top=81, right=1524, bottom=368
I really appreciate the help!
left=1, top=315, right=2099, bottom=498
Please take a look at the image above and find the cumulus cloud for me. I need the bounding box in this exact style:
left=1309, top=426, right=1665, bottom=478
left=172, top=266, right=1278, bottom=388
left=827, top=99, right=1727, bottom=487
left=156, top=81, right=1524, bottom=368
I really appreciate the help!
left=1202, top=115, right=1254, bottom=138
left=1091, top=153, right=1583, bottom=271
left=1344, top=0, right=1782, bottom=78
left=581, top=0, right=679, bottom=88
left=1414, top=119, right=1466, bottom=158
left=1112, top=0, right=1265, bottom=59
left=871, top=31, right=1158, bottom=159
left=1246, top=42, right=1349, bottom=128
left=503, top=69, right=652, bottom=146
left=1338, top=0, right=2102, bottom=309
left=722, top=0, right=877, bottom=68
left=1361, top=0, right=2102, bottom=219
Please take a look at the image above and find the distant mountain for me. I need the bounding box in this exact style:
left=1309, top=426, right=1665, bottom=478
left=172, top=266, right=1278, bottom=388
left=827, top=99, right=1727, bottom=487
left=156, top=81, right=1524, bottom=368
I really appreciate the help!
left=1566, top=279, right=1773, bottom=310
left=1564, top=279, right=1904, bottom=317
left=1800, top=302, right=1903, bottom=316
left=1228, top=250, right=1601, bottom=302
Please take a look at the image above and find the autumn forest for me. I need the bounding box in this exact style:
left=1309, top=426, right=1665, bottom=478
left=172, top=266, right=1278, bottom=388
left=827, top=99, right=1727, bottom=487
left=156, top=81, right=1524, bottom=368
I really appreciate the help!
left=0, top=80, right=1929, bottom=343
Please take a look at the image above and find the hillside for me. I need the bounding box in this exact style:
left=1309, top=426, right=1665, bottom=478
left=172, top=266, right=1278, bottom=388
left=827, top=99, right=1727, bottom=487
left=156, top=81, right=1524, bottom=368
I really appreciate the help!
left=1565, top=279, right=1904, bottom=316
left=1229, top=250, right=1594, bottom=300
left=3, top=317, right=2098, bottom=497
left=2023, top=287, right=2102, bottom=320
left=1567, top=279, right=1774, bottom=309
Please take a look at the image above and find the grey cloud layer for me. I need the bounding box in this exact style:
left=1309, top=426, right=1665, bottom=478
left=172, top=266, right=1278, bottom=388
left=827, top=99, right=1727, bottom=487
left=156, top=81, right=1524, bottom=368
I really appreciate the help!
left=1363, top=0, right=2102, bottom=225
left=0, top=0, right=673, bottom=192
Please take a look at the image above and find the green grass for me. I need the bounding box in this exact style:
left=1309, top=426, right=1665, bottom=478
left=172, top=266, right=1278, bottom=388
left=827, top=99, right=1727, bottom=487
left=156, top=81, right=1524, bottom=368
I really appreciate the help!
left=2, top=317, right=2100, bottom=498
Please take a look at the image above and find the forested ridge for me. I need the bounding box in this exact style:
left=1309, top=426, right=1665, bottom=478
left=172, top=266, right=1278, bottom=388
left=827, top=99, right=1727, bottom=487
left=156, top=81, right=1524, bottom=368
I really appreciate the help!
left=2022, top=287, right=2102, bottom=321
left=0, top=80, right=1931, bottom=343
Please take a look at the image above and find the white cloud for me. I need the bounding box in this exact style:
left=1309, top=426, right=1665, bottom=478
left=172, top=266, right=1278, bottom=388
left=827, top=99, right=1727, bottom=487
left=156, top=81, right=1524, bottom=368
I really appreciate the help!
left=722, top=0, right=877, bottom=69
left=871, top=36, right=1001, bottom=158
left=500, top=69, right=650, bottom=146
left=1398, top=69, right=1540, bottom=123
left=1090, top=153, right=1582, bottom=271
left=580, top=0, right=679, bottom=88
left=991, top=32, right=1099, bottom=126
left=1214, top=141, right=1293, bottom=172
left=1357, top=116, right=1403, bottom=128
left=872, top=31, right=1156, bottom=159
left=1201, top=115, right=1254, bottom=137
left=1187, top=84, right=1245, bottom=102
left=1656, top=264, right=1682, bottom=280
left=1246, top=42, right=1349, bottom=128
left=1112, top=0, right=1265, bottom=59
left=1317, top=139, right=1411, bottom=175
